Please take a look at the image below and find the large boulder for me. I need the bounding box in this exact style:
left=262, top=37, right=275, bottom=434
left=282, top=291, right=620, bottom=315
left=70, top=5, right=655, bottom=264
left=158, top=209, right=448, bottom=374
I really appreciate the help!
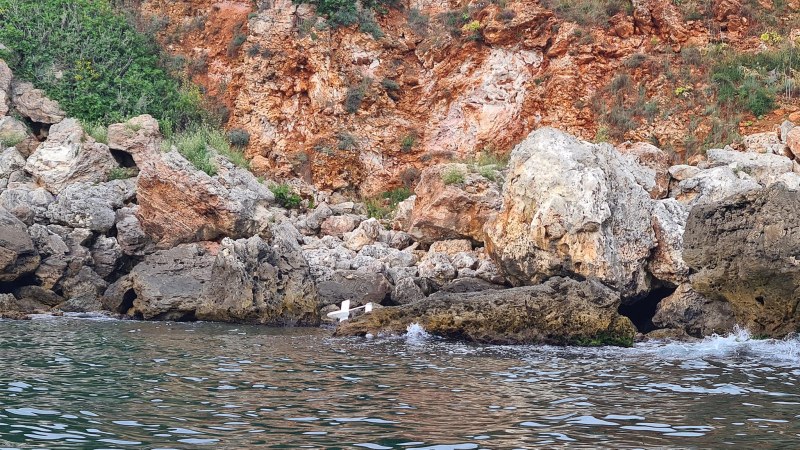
left=407, top=163, right=502, bottom=245
left=648, top=199, right=690, bottom=285
left=706, top=148, right=793, bottom=186
left=617, top=141, right=672, bottom=199
left=107, top=115, right=161, bottom=164
left=0, top=207, right=39, bottom=283
left=46, top=180, right=136, bottom=232
left=652, top=284, right=735, bottom=337
left=485, top=127, right=656, bottom=299
left=24, top=118, right=116, bottom=193
left=122, top=243, right=217, bottom=320
left=683, top=183, right=800, bottom=336
left=111, top=224, right=319, bottom=325
left=0, top=184, right=54, bottom=225
left=10, top=80, right=65, bottom=124
left=136, top=149, right=274, bottom=248
left=668, top=165, right=761, bottom=206
left=195, top=228, right=319, bottom=325
left=336, top=277, right=636, bottom=345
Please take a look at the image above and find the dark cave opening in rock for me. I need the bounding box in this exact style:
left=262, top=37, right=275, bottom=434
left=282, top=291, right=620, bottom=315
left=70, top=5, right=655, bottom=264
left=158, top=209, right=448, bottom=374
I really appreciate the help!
left=21, top=117, right=51, bottom=141
left=110, top=148, right=138, bottom=169
left=119, top=288, right=137, bottom=315
left=618, top=286, right=676, bottom=333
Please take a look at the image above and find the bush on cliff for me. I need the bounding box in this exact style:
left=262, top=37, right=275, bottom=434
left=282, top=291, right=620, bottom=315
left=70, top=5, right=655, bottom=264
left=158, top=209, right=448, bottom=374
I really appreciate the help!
left=294, top=0, right=398, bottom=35
left=0, top=0, right=204, bottom=128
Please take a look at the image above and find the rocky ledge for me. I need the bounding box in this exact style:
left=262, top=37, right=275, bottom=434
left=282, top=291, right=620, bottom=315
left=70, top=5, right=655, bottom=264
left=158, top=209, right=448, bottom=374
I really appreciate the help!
left=3, top=58, right=800, bottom=345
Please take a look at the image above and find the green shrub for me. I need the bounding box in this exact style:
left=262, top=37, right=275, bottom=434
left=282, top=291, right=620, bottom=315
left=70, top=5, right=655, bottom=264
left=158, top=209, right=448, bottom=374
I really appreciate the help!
left=541, top=0, right=631, bottom=27
left=294, top=0, right=398, bottom=33
left=358, top=9, right=384, bottom=39
left=84, top=122, right=109, bottom=144
left=227, top=128, right=251, bottom=148
left=107, top=167, right=138, bottom=180
left=442, top=167, right=465, bottom=185
left=365, top=187, right=412, bottom=219
left=0, top=0, right=204, bottom=128
left=407, top=8, right=430, bottom=35
left=167, top=125, right=250, bottom=175
left=271, top=184, right=302, bottom=209
left=0, top=131, right=26, bottom=148
left=381, top=78, right=400, bottom=91
left=337, top=132, right=358, bottom=150
left=711, top=45, right=800, bottom=117
left=344, top=78, right=371, bottom=113
left=400, top=133, right=416, bottom=152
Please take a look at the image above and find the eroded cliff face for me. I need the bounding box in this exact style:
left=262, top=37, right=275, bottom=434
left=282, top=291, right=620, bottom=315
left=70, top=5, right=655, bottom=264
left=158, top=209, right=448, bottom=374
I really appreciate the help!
left=138, top=0, right=772, bottom=195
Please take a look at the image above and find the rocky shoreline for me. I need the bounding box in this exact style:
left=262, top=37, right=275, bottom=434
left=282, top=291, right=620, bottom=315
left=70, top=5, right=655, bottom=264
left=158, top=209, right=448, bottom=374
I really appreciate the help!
left=2, top=58, right=800, bottom=345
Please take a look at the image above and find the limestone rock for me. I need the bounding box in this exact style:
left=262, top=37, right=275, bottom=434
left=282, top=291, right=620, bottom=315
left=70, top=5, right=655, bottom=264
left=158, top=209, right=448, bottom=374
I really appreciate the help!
left=668, top=165, right=761, bottom=206
left=485, top=127, right=656, bottom=299
left=137, top=149, right=274, bottom=247
left=0, top=292, right=48, bottom=315
left=195, top=233, right=319, bottom=325
left=683, top=183, right=800, bottom=336
left=618, top=141, right=671, bottom=199
left=10, top=80, right=65, bottom=124
left=107, top=115, right=161, bottom=164
left=336, top=277, right=636, bottom=345
left=652, top=284, right=735, bottom=337
left=706, top=148, right=793, bottom=186
left=343, top=218, right=382, bottom=251
left=91, top=236, right=122, bottom=278
left=115, top=206, right=151, bottom=256
left=0, top=147, right=27, bottom=184
left=407, top=163, right=501, bottom=245
left=0, top=117, right=30, bottom=152
left=391, top=277, right=425, bottom=305
left=13, top=285, right=64, bottom=307
left=24, top=118, right=116, bottom=193
left=0, top=184, right=54, bottom=225
left=649, top=199, right=689, bottom=285
left=305, top=203, right=333, bottom=233
left=320, top=214, right=362, bottom=238
left=46, top=180, right=135, bottom=232
left=391, top=195, right=415, bottom=231
left=429, top=239, right=472, bottom=256
left=317, top=270, right=391, bottom=307
left=0, top=207, right=39, bottom=283
left=59, top=267, right=108, bottom=311
left=741, top=131, right=784, bottom=155
left=417, top=252, right=457, bottom=283
left=125, top=243, right=217, bottom=320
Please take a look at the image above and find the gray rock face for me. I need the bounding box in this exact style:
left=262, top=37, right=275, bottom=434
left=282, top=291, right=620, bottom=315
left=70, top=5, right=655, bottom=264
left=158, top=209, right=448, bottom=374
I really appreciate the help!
left=706, top=148, right=793, bottom=186
left=417, top=252, right=457, bottom=283
left=668, top=165, right=761, bottom=206
left=11, top=80, right=65, bottom=123
left=13, top=285, right=64, bottom=307
left=24, top=119, right=116, bottom=194
left=0, top=292, right=48, bottom=315
left=485, top=127, right=656, bottom=299
left=649, top=199, right=690, bottom=285
left=0, top=207, right=39, bottom=282
left=391, top=277, right=425, bottom=305
left=0, top=184, right=54, bottom=225
left=46, top=180, right=135, bottom=232
left=115, top=206, right=151, bottom=256
left=91, top=236, right=122, bottom=278
left=320, top=214, right=361, bottom=238
left=0, top=147, right=26, bottom=182
left=336, top=277, right=636, bottom=345
left=195, top=233, right=319, bottom=325
left=118, top=223, right=319, bottom=324
left=683, top=182, right=800, bottom=336
left=652, top=284, right=735, bottom=337
left=317, top=270, right=391, bottom=308
left=59, top=267, right=108, bottom=312
left=126, top=243, right=216, bottom=320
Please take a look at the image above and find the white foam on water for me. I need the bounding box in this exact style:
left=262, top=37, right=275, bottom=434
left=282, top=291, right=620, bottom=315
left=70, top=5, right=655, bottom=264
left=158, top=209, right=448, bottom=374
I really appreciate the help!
left=405, top=323, right=431, bottom=343
left=639, top=326, right=800, bottom=365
